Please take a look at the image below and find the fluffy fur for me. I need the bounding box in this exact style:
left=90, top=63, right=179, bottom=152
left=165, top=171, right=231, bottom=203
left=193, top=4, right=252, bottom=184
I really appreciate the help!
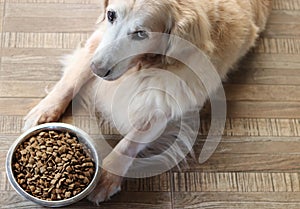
left=24, top=0, right=272, bottom=204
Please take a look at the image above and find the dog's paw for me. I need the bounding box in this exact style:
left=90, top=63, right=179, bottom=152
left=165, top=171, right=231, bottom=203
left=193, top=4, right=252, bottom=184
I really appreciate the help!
left=23, top=98, right=65, bottom=130
left=87, top=170, right=122, bottom=205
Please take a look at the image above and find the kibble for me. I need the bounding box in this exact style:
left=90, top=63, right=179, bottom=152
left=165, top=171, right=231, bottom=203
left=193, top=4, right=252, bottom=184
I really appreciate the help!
left=12, top=130, right=95, bottom=201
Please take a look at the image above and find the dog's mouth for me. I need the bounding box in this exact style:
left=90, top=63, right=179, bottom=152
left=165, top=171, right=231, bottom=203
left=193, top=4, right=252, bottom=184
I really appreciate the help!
left=103, top=70, right=112, bottom=78
left=101, top=68, right=125, bottom=81
left=101, top=69, right=116, bottom=81
left=99, top=59, right=142, bottom=81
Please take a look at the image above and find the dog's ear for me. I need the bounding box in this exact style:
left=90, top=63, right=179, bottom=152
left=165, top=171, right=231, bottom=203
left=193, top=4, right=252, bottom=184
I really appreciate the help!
left=96, top=0, right=109, bottom=24
left=164, top=7, right=214, bottom=64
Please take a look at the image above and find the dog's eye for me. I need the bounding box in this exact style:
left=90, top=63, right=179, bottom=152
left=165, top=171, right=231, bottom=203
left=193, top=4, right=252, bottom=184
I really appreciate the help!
left=107, top=10, right=117, bottom=23
left=132, top=31, right=149, bottom=40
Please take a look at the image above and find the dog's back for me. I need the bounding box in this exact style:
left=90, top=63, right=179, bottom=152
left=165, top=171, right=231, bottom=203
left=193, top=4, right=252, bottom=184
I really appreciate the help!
left=198, top=0, right=273, bottom=78
left=250, top=0, right=273, bottom=32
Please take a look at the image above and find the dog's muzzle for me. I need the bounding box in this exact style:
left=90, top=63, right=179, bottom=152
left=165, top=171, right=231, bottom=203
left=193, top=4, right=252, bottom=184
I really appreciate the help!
left=90, top=62, right=112, bottom=78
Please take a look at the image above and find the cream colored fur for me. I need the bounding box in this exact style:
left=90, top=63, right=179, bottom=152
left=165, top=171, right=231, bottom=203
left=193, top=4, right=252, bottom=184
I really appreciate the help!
left=24, top=0, right=272, bottom=204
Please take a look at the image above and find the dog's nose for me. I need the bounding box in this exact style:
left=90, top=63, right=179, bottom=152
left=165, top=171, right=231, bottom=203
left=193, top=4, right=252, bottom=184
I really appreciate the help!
left=90, top=62, right=111, bottom=78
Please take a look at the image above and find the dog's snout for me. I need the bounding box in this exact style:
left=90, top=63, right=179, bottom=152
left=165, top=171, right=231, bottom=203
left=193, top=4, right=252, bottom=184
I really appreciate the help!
left=90, top=62, right=111, bottom=78
left=90, top=62, right=101, bottom=74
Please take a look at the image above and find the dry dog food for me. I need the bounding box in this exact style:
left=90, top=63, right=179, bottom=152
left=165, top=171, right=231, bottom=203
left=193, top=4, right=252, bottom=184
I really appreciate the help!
left=12, top=130, right=95, bottom=201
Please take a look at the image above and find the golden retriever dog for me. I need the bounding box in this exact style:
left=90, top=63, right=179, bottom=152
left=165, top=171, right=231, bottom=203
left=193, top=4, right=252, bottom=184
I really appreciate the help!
left=24, top=0, right=272, bottom=204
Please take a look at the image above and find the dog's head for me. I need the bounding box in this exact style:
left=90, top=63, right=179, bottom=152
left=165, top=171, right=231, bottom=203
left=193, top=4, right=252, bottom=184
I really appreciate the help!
left=91, top=0, right=214, bottom=81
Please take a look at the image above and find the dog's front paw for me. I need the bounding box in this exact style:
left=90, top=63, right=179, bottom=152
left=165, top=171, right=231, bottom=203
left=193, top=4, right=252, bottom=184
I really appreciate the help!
left=23, top=98, right=66, bottom=130
left=87, top=170, right=122, bottom=205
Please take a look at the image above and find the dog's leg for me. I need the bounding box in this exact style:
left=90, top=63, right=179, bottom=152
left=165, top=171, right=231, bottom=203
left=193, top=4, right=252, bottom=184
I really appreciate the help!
left=88, top=112, right=168, bottom=204
left=23, top=27, right=104, bottom=130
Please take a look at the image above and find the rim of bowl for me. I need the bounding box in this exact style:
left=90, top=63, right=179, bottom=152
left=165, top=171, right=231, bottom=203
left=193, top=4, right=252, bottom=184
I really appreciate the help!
left=6, top=123, right=101, bottom=208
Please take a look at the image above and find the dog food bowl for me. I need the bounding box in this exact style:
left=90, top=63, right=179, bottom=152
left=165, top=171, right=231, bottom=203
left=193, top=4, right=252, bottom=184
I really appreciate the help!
left=6, top=123, right=101, bottom=207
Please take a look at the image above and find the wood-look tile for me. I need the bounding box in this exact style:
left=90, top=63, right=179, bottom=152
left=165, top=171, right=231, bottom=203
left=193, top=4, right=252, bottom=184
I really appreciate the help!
left=0, top=63, right=62, bottom=81
left=0, top=1, right=300, bottom=208
left=195, top=138, right=300, bottom=155
left=201, top=100, right=300, bottom=118
left=2, top=2, right=102, bottom=33
left=173, top=192, right=300, bottom=209
left=224, top=84, right=300, bottom=102
left=225, top=101, right=300, bottom=118
left=0, top=1, right=3, bottom=30
left=7, top=0, right=99, bottom=4
left=228, top=68, right=300, bottom=85
left=3, top=17, right=96, bottom=33
left=2, top=32, right=90, bottom=49
left=1, top=48, right=70, bottom=65
left=0, top=1, right=4, bottom=48
left=0, top=81, right=55, bottom=97
left=3, top=81, right=300, bottom=102
left=241, top=54, right=300, bottom=70
left=263, top=23, right=300, bottom=38
left=171, top=172, right=300, bottom=192
left=1, top=115, right=299, bottom=137
left=180, top=153, right=300, bottom=172
left=0, top=98, right=41, bottom=115
left=5, top=3, right=101, bottom=18
left=0, top=48, right=69, bottom=82
left=123, top=173, right=171, bottom=192
left=0, top=191, right=172, bottom=209
left=273, top=0, right=300, bottom=10
left=263, top=10, right=300, bottom=38
left=253, top=38, right=300, bottom=54
left=269, top=11, right=300, bottom=24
